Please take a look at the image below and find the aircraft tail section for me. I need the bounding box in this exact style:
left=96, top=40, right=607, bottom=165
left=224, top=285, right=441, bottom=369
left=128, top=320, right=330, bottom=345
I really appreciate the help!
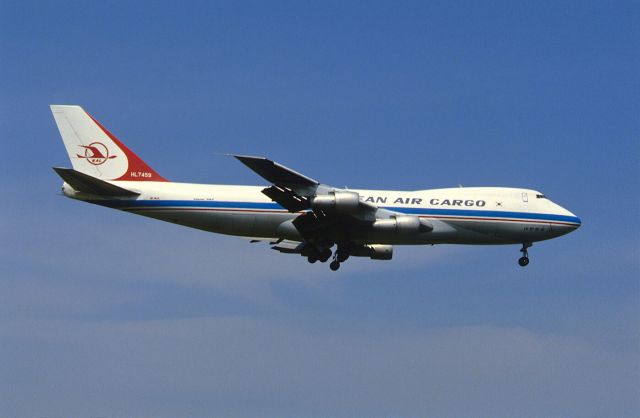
left=50, top=105, right=168, bottom=182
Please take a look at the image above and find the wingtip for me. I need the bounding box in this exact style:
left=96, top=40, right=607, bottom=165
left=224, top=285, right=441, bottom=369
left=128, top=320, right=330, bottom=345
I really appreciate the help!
left=233, top=155, right=273, bottom=167
left=233, top=154, right=268, bottom=160
left=213, top=153, right=268, bottom=161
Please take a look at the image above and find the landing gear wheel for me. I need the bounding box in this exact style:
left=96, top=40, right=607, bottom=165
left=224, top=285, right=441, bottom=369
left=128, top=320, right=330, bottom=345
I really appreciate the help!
left=307, top=255, right=317, bottom=264
left=319, top=249, right=332, bottom=263
left=336, top=252, right=349, bottom=263
left=329, top=261, right=340, bottom=271
left=518, top=242, right=532, bottom=267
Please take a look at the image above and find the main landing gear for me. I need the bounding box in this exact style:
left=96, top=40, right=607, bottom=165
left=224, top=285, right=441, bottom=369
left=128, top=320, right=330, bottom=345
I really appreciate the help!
left=518, top=242, right=532, bottom=267
left=307, top=248, right=332, bottom=264
left=305, top=244, right=349, bottom=271
left=329, top=247, right=350, bottom=271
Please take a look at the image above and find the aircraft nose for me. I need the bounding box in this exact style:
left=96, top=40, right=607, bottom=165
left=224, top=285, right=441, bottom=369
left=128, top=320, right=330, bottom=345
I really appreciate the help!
left=558, top=206, right=581, bottom=231
left=565, top=209, right=581, bottom=228
left=569, top=217, right=581, bottom=232
left=573, top=214, right=582, bottom=229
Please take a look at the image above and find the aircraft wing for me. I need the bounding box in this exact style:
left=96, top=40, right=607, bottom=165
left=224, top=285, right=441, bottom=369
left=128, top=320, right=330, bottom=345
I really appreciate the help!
left=234, top=155, right=380, bottom=215
left=234, top=155, right=318, bottom=191
left=234, top=155, right=399, bottom=241
left=234, top=155, right=319, bottom=212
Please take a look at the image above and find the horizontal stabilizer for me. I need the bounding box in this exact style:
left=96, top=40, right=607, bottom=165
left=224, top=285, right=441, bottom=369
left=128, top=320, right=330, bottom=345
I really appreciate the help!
left=53, top=167, right=140, bottom=197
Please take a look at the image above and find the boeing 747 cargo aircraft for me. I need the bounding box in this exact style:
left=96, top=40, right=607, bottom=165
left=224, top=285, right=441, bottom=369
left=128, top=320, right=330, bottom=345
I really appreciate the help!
left=51, top=105, right=581, bottom=271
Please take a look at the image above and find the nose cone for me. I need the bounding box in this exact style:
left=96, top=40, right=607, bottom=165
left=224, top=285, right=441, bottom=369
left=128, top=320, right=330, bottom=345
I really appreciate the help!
left=571, top=213, right=582, bottom=229
left=562, top=207, right=581, bottom=228
left=552, top=204, right=581, bottom=237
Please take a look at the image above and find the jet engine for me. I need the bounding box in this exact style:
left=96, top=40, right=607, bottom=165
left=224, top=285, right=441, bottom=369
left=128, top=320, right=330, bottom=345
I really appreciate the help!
left=349, top=244, right=393, bottom=260
left=372, top=215, right=433, bottom=235
left=311, top=191, right=360, bottom=214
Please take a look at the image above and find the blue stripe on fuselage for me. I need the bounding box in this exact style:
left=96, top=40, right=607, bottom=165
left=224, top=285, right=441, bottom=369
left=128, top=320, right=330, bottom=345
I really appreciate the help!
left=92, top=199, right=581, bottom=225
left=390, top=206, right=581, bottom=224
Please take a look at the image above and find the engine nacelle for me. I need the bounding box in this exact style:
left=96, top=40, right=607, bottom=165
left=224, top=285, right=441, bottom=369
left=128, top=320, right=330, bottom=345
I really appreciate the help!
left=349, top=244, right=393, bottom=260
left=311, top=191, right=360, bottom=214
left=372, top=215, right=433, bottom=235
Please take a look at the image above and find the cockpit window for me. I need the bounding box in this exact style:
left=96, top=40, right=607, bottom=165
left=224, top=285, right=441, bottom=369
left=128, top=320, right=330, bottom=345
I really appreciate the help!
left=536, top=194, right=547, bottom=199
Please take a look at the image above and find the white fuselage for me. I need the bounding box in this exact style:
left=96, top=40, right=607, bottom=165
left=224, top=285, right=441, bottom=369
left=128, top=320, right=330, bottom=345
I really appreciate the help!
left=63, top=181, right=581, bottom=246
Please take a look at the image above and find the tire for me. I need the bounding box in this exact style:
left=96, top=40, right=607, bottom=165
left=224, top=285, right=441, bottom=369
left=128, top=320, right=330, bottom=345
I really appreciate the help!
left=336, top=252, right=349, bottom=263
left=319, top=249, right=332, bottom=263
left=518, top=256, right=529, bottom=267
left=329, top=261, right=340, bottom=271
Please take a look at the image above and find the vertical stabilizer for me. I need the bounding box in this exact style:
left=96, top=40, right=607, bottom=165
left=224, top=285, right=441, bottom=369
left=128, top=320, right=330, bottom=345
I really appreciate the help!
left=50, top=105, right=168, bottom=181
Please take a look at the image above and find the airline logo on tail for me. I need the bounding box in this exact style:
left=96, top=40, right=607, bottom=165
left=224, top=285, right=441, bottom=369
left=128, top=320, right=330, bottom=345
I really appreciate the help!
left=51, top=105, right=168, bottom=182
left=76, top=142, right=118, bottom=165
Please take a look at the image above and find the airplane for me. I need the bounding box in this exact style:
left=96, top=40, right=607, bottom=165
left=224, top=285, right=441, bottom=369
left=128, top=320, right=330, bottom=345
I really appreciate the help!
left=50, top=105, right=581, bottom=271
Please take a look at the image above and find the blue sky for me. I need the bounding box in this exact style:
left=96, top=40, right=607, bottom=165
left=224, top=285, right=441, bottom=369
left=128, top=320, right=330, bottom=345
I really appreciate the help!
left=1, top=1, right=638, bottom=416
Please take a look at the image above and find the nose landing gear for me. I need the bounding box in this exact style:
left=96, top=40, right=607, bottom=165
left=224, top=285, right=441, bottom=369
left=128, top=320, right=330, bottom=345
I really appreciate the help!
left=518, top=242, right=532, bottom=267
